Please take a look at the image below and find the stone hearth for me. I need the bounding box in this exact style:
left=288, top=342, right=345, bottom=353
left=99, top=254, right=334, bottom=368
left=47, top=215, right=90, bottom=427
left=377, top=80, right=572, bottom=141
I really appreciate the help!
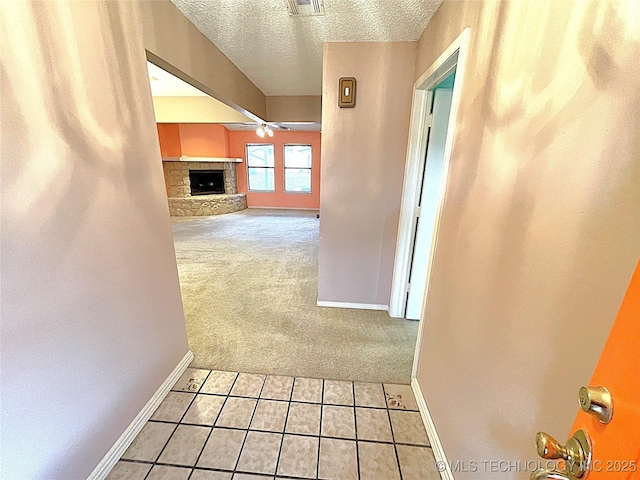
left=168, top=194, right=247, bottom=217
left=163, top=160, right=247, bottom=216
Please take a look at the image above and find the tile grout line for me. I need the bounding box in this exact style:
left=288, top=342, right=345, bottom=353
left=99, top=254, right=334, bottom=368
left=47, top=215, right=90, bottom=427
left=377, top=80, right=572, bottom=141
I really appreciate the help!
left=315, top=379, right=326, bottom=479
left=231, top=374, right=267, bottom=474
left=353, top=382, right=361, bottom=480
left=143, top=370, right=213, bottom=480
left=187, top=371, right=238, bottom=479
left=176, top=370, right=216, bottom=479
left=141, top=422, right=179, bottom=479
left=123, top=424, right=429, bottom=449
left=383, top=384, right=404, bottom=480
left=176, top=387, right=420, bottom=412
left=274, top=377, right=298, bottom=478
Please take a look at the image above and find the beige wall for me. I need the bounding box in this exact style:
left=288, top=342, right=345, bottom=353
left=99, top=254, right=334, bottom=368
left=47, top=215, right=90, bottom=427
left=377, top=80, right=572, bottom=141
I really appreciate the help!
left=0, top=2, right=189, bottom=478
left=266, top=95, right=322, bottom=123
left=140, top=0, right=267, bottom=121
left=413, top=1, right=640, bottom=477
left=318, top=42, right=416, bottom=305
left=152, top=96, right=253, bottom=123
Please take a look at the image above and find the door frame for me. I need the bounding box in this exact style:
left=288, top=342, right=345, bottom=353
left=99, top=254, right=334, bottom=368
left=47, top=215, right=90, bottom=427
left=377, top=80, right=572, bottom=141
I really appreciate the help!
left=389, top=28, right=470, bottom=321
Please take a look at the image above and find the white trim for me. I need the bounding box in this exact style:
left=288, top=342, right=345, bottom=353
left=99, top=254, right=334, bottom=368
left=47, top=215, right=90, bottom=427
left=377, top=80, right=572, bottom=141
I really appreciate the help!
left=412, top=378, right=455, bottom=480
left=246, top=143, right=276, bottom=193
left=389, top=28, right=470, bottom=320
left=316, top=301, right=388, bottom=311
left=87, top=350, right=194, bottom=480
left=283, top=143, right=313, bottom=194
left=388, top=87, right=433, bottom=318
left=162, top=156, right=242, bottom=163
left=247, top=206, right=319, bottom=211
left=411, top=28, right=470, bottom=378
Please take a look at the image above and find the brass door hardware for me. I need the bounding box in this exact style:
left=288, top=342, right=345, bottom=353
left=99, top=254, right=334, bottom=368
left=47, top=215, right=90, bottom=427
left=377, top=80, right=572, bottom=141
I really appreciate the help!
left=532, top=430, right=592, bottom=480
left=530, top=469, right=571, bottom=480
left=579, top=386, right=613, bottom=423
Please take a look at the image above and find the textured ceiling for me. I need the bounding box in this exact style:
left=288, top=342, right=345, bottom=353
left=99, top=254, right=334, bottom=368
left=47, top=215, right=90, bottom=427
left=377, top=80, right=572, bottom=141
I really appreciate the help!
left=170, top=0, right=443, bottom=95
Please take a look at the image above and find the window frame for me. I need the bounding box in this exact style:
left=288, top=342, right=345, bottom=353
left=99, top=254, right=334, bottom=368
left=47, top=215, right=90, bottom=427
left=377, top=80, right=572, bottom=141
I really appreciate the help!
left=246, top=143, right=276, bottom=192
left=283, top=143, right=313, bottom=194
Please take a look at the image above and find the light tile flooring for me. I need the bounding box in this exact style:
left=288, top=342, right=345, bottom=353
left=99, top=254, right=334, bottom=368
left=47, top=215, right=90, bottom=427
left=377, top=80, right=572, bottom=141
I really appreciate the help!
left=108, top=368, right=441, bottom=480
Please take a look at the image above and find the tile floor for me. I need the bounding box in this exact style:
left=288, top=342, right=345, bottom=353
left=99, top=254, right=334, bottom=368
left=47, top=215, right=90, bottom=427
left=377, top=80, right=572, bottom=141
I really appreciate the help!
left=108, top=368, right=441, bottom=480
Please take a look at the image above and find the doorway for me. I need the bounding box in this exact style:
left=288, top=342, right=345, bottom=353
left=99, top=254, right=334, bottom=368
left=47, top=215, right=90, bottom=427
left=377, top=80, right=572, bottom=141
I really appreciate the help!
left=389, top=29, right=470, bottom=321
left=145, top=59, right=413, bottom=382
left=405, top=73, right=455, bottom=320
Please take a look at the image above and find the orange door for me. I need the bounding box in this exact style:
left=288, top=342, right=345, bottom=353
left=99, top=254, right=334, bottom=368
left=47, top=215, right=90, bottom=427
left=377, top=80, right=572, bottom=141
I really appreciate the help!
left=568, top=260, right=640, bottom=479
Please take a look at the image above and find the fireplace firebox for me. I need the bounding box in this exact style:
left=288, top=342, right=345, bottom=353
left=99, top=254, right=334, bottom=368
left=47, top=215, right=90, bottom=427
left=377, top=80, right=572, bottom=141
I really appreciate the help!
left=189, top=170, right=224, bottom=195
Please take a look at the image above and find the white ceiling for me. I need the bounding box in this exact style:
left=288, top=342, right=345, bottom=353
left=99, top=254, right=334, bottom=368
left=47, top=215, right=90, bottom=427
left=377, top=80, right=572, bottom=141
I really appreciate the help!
left=147, top=61, right=255, bottom=123
left=147, top=61, right=207, bottom=96
left=147, top=61, right=318, bottom=130
left=170, top=0, right=443, bottom=96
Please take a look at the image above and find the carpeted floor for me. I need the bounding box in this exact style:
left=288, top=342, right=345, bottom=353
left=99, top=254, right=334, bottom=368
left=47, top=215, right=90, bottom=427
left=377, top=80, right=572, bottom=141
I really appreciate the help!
left=171, top=208, right=418, bottom=384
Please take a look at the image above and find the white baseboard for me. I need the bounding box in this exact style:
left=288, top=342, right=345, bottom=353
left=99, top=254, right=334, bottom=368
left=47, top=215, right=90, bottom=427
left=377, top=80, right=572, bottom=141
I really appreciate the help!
left=412, top=377, right=455, bottom=480
left=87, top=350, right=194, bottom=480
left=316, top=301, right=389, bottom=311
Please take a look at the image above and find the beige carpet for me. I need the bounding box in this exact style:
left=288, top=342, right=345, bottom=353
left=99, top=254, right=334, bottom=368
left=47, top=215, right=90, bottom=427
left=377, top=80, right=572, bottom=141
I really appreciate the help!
left=171, top=208, right=418, bottom=383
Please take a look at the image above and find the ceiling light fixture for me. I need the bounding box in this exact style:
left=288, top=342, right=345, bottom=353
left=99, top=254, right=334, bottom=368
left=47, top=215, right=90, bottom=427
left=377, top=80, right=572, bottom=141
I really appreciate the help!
left=256, top=124, right=275, bottom=138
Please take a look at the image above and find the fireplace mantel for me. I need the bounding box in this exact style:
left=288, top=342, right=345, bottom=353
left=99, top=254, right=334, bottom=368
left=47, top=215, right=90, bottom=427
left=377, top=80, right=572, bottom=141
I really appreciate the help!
left=162, top=156, right=242, bottom=163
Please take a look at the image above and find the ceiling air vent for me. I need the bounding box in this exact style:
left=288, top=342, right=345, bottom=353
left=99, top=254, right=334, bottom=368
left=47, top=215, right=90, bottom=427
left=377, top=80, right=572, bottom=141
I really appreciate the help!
left=285, top=0, right=325, bottom=17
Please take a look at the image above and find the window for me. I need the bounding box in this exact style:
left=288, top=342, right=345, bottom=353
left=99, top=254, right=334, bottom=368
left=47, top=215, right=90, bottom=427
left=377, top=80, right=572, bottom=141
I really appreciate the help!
left=246, top=144, right=275, bottom=191
left=284, top=144, right=312, bottom=193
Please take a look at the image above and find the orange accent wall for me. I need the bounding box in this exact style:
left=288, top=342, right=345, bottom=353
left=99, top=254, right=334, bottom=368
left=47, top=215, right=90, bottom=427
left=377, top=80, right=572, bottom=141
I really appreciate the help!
left=570, top=261, right=640, bottom=480
left=157, top=124, right=181, bottom=157
left=229, top=130, right=321, bottom=209
left=178, top=124, right=229, bottom=157
left=156, top=123, right=230, bottom=157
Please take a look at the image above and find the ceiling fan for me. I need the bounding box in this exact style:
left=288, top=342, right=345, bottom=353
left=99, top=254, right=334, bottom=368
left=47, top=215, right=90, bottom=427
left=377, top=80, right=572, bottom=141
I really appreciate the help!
left=226, top=122, right=291, bottom=136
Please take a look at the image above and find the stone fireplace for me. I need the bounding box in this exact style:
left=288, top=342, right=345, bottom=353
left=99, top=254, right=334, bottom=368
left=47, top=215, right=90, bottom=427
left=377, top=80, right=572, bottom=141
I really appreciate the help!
left=162, top=159, right=247, bottom=216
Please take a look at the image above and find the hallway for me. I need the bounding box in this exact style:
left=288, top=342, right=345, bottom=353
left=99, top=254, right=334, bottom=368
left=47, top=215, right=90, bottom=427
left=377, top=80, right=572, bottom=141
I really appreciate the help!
left=172, top=209, right=418, bottom=384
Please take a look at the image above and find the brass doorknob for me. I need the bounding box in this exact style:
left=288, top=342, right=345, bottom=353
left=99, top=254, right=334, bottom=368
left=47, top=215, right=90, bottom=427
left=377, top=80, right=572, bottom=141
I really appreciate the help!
left=536, top=432, right=569, bottom=460
left=534, top=430, right=591, bottom=479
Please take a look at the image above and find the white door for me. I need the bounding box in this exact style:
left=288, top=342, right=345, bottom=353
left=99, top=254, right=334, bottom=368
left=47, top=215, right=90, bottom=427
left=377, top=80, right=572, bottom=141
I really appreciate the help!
left=405, top=87, right=454, bottom=320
